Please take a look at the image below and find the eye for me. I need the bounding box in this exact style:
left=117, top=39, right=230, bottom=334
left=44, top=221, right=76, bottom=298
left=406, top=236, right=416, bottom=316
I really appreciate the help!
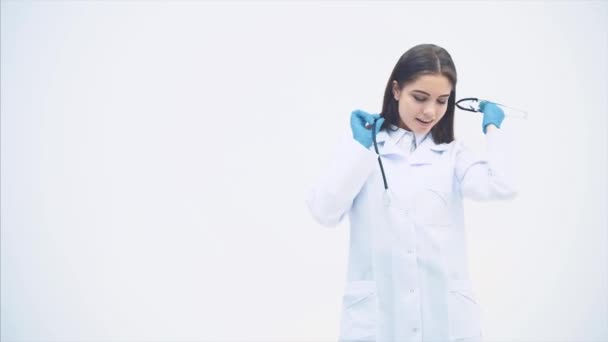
left=438, top=100, right=447, bottom=105
left=413, top=96, right=426, bottom=102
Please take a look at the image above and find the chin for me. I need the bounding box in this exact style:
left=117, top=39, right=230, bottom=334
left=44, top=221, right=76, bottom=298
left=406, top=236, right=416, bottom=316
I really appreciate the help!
left=413, top=127, right=432, bottom=135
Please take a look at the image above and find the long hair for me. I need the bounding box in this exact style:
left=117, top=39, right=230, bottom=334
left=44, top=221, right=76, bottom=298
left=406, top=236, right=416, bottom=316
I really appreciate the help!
left=380, top=44, right=457, bottom=144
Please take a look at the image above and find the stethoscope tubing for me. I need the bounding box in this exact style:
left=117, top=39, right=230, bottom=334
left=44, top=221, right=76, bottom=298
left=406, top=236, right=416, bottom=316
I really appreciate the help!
left=371, top=117, right=389, bottom=190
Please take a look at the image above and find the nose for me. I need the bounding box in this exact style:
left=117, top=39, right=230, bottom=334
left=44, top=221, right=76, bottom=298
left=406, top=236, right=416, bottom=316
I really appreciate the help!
left=422, top=102, right=436, bottom=118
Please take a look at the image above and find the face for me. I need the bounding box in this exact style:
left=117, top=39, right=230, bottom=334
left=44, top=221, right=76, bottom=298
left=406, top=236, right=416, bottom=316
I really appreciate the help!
left=392, top=74, right=453, bottom=135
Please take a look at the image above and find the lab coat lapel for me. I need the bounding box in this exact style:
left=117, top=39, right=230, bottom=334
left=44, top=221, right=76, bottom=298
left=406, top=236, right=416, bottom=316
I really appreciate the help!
left=374, top=130, right=450, bottom=162
left=408, top=136, right=450, bottom=165
left=374, top=130, right=405, bottom=157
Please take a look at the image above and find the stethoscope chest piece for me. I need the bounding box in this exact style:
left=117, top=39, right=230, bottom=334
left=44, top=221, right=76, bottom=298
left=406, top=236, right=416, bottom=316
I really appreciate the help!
left=456, top=97, right=529, bottom=119
left=455, top=97, right=481, bottom=112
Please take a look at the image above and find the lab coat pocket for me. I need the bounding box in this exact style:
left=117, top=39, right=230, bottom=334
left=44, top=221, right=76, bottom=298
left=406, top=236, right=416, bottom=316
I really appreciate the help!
left=339, top=280, right=377, bottom=342
left=448, top=280, right=482, bottom=340
left=413, top=187, right=452, bottom=226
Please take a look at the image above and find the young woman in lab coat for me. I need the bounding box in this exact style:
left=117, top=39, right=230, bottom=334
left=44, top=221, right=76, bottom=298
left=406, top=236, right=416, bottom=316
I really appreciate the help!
left=306, top=43, right=517, bottom=342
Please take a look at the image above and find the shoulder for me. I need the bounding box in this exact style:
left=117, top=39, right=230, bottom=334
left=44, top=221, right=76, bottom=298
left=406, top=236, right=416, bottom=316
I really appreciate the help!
left=431, top=139, right=478, bottom=169
left=430, top=138, right=463, bottom=155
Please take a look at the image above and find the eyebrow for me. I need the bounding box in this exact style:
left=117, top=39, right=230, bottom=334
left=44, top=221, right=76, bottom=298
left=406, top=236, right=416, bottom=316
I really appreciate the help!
left=412, top=90, right=451, bottom=98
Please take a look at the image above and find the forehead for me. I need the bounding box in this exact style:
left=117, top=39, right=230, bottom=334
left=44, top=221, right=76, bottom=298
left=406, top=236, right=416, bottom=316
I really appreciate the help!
left=405, top=74, right=452, bottom=94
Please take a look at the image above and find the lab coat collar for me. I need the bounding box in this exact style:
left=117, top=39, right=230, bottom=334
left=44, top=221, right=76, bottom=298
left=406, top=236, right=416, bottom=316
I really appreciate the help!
left=374, top=126, right=450, bottom=164
left=409, top=137, right=450, bottom=165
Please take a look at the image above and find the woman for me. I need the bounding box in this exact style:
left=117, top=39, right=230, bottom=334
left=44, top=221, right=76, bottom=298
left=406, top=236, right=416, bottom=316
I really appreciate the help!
left=306, top=43, right=517, bottom=342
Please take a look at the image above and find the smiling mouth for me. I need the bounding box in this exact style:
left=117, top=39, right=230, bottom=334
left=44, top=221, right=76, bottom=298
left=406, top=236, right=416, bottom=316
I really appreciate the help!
left=416, top=118, right=433, bottom=124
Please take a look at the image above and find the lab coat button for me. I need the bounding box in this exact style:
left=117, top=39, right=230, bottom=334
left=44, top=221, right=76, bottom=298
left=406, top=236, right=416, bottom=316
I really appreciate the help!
left=412, top=327, right=418, bottom=333
left=410, top=288, right=415, bottom=293
left=407, top=249, right=413, bottom=254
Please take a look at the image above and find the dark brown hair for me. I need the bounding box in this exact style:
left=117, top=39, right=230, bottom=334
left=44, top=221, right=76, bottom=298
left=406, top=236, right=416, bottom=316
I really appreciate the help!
left=380, top=44, right=457, bottom=144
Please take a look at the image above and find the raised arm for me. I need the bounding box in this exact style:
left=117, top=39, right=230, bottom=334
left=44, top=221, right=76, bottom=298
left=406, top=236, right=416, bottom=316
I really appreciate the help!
left=306, top=110, right=383, bottom=227
left=455, top=102, right=518, bottom=201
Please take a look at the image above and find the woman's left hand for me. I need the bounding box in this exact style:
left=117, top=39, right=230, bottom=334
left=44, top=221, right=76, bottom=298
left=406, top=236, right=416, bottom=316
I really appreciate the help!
left=479, top=100, right=505, bottom=134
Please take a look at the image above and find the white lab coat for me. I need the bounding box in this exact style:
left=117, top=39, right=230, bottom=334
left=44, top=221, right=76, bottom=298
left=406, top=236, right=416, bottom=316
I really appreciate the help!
left=306, top=125, right=517, bottom=342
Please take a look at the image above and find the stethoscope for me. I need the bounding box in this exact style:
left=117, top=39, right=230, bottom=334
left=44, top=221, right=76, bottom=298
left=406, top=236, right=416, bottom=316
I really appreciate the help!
left=370, top=97, right=528, bottom=191
left=371, top=118, right=389, bottom=190
left=455, top=97, right=528, bottom=118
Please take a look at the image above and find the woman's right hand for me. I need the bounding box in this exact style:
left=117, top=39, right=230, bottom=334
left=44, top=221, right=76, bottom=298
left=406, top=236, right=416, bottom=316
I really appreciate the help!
left=350, top=109, right=385, bottom=148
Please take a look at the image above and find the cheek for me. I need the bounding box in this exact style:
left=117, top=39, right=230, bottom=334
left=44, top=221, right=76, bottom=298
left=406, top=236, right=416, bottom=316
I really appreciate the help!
left=399, top=99, right=420, bottom=118
left=437, top=109, right=448, bottom=120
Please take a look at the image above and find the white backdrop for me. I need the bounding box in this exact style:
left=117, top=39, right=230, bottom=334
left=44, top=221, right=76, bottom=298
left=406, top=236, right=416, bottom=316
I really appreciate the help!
left=1, top=1, right=607, bottom=341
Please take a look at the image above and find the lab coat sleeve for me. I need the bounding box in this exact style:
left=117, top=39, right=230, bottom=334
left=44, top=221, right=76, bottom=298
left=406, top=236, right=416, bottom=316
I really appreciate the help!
left=455, top=127, right=518, bottom=201
left=306, top=135, right=379, bottom=227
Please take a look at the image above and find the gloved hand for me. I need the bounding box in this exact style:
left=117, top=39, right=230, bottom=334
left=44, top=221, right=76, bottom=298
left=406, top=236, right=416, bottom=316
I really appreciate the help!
left=350, top=109, right=385, bottom=148
left=479, top=100, right=505, bottom=134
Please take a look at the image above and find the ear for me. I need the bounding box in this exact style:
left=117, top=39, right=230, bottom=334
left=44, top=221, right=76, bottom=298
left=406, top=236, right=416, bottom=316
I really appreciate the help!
left=392, top=80, right=401, bottom=101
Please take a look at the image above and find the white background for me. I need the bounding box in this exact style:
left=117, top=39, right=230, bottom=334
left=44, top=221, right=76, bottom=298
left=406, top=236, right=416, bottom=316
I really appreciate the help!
left=1, top=1, right=607, bottom=341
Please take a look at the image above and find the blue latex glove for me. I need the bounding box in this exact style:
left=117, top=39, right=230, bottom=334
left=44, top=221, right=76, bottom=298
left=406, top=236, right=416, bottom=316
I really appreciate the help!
left=350, top=109, right=385, bottom=148
left=479, top=100, right=505, bottom=134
